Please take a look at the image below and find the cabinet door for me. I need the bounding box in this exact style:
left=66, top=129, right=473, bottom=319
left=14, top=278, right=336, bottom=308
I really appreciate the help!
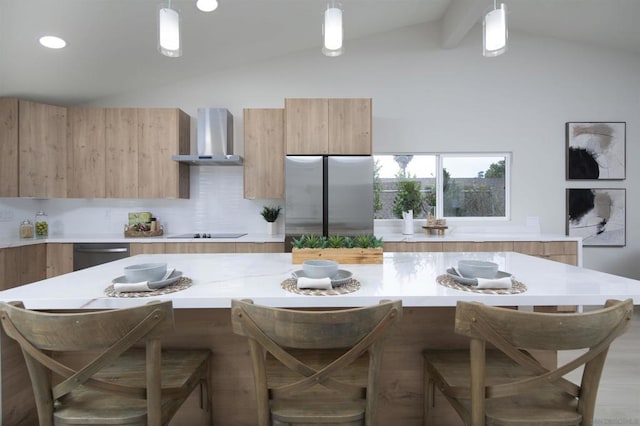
left=513, top=241, right=578, bottom=266
left=164, top=243, right=235, bottom=253
left=442, top=241, right=514, bottom=252
left=285, top=98, right=328, bottom=154
left=130, top=243, right=166, bottom=255
left=0, top=99, right=19, bottom=197
left=19, top=101, right=67, bottom=198
left=243, top=108, right=284, bottom=199
left=138, top=109, right=190, bottom=199
left=46, top=243, right=74, bottom=278
left=236, top=242, right=284, bottom=253
left=328, top=98, right=372, bottom=155
left=106, top=108, right=139, bottom=198
left=67, top=108, right=106, bottom=198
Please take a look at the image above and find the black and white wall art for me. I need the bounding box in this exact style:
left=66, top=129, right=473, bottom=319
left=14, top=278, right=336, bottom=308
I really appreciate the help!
left=566, top=122, right=626, bottom=180
left=566, top=188, right=626, bottom=247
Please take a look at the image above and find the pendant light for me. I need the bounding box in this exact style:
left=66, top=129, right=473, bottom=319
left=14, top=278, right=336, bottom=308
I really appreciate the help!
left=322, top=2, right=343, bottom=57
left=158, top=2, right=181, bottom=57
left=483, top=1, right=507, bottom=57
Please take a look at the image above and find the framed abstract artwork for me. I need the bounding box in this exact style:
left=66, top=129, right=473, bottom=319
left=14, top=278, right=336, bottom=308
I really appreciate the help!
left=566, top=122, right=626, bottom=180
left=566, top=188, right=626, bottom=247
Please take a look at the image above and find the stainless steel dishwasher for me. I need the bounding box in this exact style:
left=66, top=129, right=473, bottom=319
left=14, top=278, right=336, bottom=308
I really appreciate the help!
left=73, top=243, right=130, bottom=271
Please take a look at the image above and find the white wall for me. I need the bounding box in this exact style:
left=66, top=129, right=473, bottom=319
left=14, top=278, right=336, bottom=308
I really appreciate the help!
left=1, top=23, right=638, bottom=278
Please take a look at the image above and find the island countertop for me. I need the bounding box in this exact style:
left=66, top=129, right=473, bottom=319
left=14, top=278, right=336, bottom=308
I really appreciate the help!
left=1, top=252, right=637, bottom=310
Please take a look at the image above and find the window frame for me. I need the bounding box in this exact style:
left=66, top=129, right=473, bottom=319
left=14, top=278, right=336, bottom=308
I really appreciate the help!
left=373, top=152, right=511, bottom=222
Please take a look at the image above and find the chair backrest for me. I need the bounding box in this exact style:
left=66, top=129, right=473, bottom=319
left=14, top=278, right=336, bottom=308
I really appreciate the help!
left=231, top=299, right=402, bottom=425
left=0, top=300, right=175, bottom=424
left=454, top=299, right=633, bottom=424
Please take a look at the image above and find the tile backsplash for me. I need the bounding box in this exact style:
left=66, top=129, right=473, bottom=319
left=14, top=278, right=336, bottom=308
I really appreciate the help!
left=0, top=167, right=284, bottom=240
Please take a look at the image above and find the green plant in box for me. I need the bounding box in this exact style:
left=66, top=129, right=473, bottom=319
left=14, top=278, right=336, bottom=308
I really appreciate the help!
left=327, top=235, right=346, bottom=248
left=354, top=234, right=383, bottom=249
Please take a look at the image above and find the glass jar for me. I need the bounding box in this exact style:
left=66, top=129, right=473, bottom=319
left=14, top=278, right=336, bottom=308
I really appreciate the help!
left=35, top=211, right=48, bottom=237
left=19, top=220, right=34, bottom=239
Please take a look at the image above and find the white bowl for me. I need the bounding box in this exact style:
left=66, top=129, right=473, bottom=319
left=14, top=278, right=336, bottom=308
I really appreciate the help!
left=124, top=263, right=167, bottom=282
left=457, top=260, right=499, bottom=279
left=302, top=260, right=339, bottom=279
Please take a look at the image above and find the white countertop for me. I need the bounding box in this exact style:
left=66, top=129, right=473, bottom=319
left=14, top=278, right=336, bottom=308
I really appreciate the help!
left=0, top=252, right=636, bottom=310
left=0, top=233, right=284, bottom=249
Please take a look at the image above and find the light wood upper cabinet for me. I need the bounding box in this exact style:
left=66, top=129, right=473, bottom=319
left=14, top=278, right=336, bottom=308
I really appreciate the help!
left=284, top=98, right=371, bottom=155
left=138, top=108, right=190, bottom=199
left=0, top=98, right=18, bottom=197
left=328, top=98, right=372, bottom=155
left=106, top=108, right=139, bottom=198
left=67, top=107, right=189, bottom=199
left=18, top=100, right=67, bottom=198
left=243, top=108, right=285, bottom=199
left=285, top=98, right=328, bottom=154
left=67, top=108, right=106, bottom=198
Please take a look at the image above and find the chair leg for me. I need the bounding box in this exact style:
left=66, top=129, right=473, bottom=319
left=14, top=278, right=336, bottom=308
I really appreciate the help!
left=424, top=364, right=435, bottom=426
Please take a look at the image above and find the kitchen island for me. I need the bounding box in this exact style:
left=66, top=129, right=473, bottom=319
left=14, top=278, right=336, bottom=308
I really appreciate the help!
left=0, top=252, right=638, bottom=425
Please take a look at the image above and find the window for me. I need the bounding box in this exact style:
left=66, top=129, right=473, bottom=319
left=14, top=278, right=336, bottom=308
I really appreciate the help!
left=374, top=154, right=510, bottom=220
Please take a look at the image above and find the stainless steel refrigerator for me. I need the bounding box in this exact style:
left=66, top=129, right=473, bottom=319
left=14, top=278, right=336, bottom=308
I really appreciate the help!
left=285, top=156, right=374, bottom=251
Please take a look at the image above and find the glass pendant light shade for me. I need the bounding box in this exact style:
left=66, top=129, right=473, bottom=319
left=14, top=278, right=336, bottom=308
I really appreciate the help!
left=483, top=2, right=507, bottom=57
left=322, top=2, right=343, bottom=57
left=158, top=6, right=182, bottom=57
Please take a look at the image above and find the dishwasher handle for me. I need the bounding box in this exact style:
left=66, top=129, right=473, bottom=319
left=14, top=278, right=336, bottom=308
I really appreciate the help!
left=74, top=247, right=129, bottom=254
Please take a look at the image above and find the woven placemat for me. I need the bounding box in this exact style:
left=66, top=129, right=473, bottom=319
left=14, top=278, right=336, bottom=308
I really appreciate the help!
left=436, top=274, right=527, bottom=294
left=105, top=277, right=192, bottom=298
left=281, top=278, right=360, bottom=296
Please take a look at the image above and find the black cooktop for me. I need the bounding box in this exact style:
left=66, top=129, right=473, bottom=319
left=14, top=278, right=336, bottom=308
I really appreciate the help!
left=168, top=233, right=247, bottom=239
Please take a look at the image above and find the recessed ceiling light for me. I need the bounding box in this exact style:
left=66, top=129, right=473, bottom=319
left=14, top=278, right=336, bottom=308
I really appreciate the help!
left=39, top=36, right=67, bottom=49
left=196, top=0, right=218, bottom=12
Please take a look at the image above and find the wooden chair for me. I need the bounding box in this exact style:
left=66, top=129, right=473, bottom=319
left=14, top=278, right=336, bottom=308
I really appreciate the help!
left=0, top=300, right=212, bottom=426
left=231, top=299, right=402, bottom=426
left=423, top=299, right=633, bottom=426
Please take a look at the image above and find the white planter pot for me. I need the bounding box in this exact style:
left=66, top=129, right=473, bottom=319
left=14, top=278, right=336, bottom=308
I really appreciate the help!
left=266, top=222, right=277, bottom=235
left=402, top=210, right=414, bottom=235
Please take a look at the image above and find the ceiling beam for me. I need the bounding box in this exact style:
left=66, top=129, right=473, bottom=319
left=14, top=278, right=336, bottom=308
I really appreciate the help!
left=440, top=0, right=487, bottom=49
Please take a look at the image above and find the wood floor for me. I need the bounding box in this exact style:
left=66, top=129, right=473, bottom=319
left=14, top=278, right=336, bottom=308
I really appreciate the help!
left=559, top=305, right=640, bottom=425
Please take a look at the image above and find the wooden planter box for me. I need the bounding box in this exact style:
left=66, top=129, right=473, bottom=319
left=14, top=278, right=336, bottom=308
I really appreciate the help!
left=292, top=248, right=383, bottom=264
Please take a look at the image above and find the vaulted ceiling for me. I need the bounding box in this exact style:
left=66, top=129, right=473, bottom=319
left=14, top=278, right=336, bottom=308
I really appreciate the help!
left=1, top=0, right=638, bottom=105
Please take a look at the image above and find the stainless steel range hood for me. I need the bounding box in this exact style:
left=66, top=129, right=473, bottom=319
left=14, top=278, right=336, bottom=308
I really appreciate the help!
left=172, top=108, right=243, bottom=166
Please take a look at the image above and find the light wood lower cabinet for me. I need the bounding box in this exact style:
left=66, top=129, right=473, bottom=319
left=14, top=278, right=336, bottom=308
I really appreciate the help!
left=236, top=242, right=284, bottom=253
left=383, top=242, right=443, bottom=252
left=130, top=243, right=166, bottom=255
left=513, top=241, right=578, bottom=266
left=46, top=244, right=74, bottom=278
left=0, top=245, right=47, bottom=290
left=441, top=241, right=515, bottom=253
left=384, top=240, right=578, bottom=266
left=131, top=242, right=285, bottom=254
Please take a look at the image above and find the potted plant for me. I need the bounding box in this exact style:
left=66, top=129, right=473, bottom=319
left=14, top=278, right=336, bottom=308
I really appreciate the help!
left=260, top=206, right=281, bottom=235
left=291, top=234, right=383, bottom=264
left=393, top=179, right=424, bottom=235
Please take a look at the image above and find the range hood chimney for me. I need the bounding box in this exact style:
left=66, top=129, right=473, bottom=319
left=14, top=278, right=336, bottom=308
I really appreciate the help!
left=172, top=107, right=243, bottom=165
